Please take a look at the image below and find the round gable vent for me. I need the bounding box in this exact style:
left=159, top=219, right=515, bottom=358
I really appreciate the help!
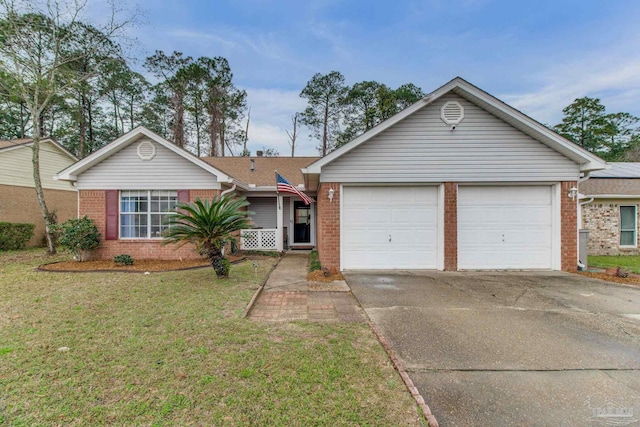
left=137, top=140, right=156, bottom=161
left=441, top=101, right=464, bottom=126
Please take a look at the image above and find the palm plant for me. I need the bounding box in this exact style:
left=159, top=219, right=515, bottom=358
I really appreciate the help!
left=163, top=196, right=251, bottom=278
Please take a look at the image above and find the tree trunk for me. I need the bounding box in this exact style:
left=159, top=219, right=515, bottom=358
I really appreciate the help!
left=87, top=97, right=94, bottom=151
left=172, top=91, right=185, bottom=148
left=78, top=93, right=86, bottom=159
left=322, top=103, right=329, bottom=156
left=113, top=98, right=119, bottom=136
left=31, top=116, right=56, bottom=254
left=208, top=86, right=222, bottom=156
left=19, top=102, right=26, bottom=138
left=195, top=101, right=201, bottom=157
left=130, top=95, right=135, bottom=130
left=206, top=244, right=228, bottom=278
left=220, top=123, right=225, bottom=157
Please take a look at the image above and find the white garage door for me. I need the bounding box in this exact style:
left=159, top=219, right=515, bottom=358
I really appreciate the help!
left=342, top=186, right=438, bottom=269
left=458, top=186, right=554, bottom=270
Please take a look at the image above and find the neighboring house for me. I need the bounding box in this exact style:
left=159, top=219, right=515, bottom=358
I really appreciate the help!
left=580, top=163, right=640, bottom=255
left=57, top=77, right=606, bottom=271
left=0, top=138, right=78, bottom=246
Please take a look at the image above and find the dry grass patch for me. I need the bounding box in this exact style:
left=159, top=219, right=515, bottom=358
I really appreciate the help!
left=0, top=249, right=423, bottom=426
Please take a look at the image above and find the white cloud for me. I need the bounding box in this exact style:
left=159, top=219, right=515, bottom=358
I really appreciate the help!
left=502, top=37, right=640, bottom=125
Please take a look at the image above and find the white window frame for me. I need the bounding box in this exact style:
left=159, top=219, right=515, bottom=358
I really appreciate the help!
left=619, top=205, right=637, bottom=248
left=119, top=190, right=178, bottom=240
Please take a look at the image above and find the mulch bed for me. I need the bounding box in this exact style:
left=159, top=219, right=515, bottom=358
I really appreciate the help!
left=38, top=255, right=246, bottom=273
left=307, top=270, right=344, bottom=282
left=575, top=271, right=640, bottom=286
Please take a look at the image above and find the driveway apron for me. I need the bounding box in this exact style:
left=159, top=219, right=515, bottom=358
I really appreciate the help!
left=345, top=271, right=640, bottom=426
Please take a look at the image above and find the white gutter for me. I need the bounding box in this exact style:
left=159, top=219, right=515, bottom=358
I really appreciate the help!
left=584, top=194, right=640, bottom=199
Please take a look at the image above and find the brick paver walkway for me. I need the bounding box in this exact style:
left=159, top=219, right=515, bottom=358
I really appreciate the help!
left=250, top=290, right=365, bottom=322
left=248, top=252, right=366, bottom=322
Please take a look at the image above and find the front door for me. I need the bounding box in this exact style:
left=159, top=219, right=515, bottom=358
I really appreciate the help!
left=293, top=201, right=311, bottom=244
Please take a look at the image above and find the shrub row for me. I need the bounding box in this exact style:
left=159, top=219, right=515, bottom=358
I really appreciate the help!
left=0, top=222, right=35, bottom=251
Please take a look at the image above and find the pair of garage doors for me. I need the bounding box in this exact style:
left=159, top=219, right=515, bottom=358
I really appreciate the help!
left=342, top=185, right=555, bottom=270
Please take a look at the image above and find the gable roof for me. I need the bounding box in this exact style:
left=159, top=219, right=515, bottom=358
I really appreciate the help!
left=203, top=157, right=319, bottom=188
left=0, top=137, right=77, bottom=160
left=590, top=162, right=640, bottom=178
left=303, top=77, right=606, bottom=175
left=56, top=127, right=231, bottom=183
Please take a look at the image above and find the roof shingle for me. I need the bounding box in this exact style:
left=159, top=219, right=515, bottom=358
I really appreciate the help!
left=580, top=178, right=640, bottom=196
left=202, top=156, right=320, bottom=188
left=0, top=138, right=33, bottom=149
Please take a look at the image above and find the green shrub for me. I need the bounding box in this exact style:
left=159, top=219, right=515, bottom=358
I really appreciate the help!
left=114, top=254, right=134, bottom=266
left=0, top=222, right=35, bottom=251
left=309, top=249, right=322, bottom=272
left=57, top=216, right=100, bottom=261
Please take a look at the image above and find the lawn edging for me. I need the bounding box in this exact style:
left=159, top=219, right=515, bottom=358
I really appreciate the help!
left=367, top=320, right=439, bottom=427
left=35, top=257, right=247, bottom=273
left=347, top=281, right=439, bottom=427
left=242, top=256, right=282, bottom=318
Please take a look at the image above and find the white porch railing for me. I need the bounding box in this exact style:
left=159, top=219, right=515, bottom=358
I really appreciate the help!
left=240, top=228, right=278, bottom=251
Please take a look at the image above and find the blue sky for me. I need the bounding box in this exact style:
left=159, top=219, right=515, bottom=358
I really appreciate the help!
left=114, top=0, right=640, bottom=155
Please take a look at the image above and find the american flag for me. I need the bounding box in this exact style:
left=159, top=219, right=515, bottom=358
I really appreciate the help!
left=276, top=172, right=314, bottom=205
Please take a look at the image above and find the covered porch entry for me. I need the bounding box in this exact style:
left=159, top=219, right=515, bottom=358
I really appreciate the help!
left=240, top=195, right=315, bottom=251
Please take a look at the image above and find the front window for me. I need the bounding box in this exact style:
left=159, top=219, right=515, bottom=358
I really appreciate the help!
left=620, top=205, right=637, bottom=247
left=120, top=190, right=177, bottom=239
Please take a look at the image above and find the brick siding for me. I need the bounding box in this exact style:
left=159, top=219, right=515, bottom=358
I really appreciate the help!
left=561, top=181, right=578, bottom=271
left=583, top=199, right=640, bottom=256
left=0, top=184, right=77, bottom=247
left=316, top=183, right=340, bottom=273
left=444, top=182, right=458, bottom=271
left=79, top=189, right=220, bottom=260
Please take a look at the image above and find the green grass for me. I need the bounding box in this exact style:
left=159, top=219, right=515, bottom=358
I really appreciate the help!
left=0, top=249, right=423, bottom=426
left=309, top=249, right=322, bottom=272
left=588, top=255, right=640, bottom=273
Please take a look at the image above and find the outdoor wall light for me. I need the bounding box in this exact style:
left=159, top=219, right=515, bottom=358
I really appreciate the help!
left=328, top=187, right=335, bottom=202
left=568, top=187, right=578, bottom=200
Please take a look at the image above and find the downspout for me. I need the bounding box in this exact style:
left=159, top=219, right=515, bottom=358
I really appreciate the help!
left=221, top=184, right=237, bottom=197
left=576, top=171, right=592, bottom=270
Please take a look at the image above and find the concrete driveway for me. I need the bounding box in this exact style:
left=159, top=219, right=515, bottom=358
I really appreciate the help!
left=344, top=271, right=640, bottom=426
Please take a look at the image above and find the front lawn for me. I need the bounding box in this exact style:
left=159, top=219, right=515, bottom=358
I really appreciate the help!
left=0, top=249, right=422, bottom=426
left=588, top=255, right=640, bottom=273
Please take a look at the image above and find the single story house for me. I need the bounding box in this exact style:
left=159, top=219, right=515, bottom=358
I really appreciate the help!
left=580, top=163, right=640, bottom=255
left=0, top=138, right=77, bottom=246
left=56, top=77, right=606, bottom=271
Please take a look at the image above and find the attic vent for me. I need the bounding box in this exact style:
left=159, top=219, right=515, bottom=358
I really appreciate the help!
left=441, top=101, right=464, bottom=126
left=137, top=140, right=156, bottom=161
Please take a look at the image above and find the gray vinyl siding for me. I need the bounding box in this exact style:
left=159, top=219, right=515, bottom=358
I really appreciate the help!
left=77, top=138, right=219, bottom=190
left=248, top=198, right=277, bottom=229
left=282, top=197, right=290, bottom=228
left=321, top=94, right=579, bottom=183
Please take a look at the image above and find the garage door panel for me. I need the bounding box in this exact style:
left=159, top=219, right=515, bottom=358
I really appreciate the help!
left=458, top=186, right=554, bottom=270
left=343, top=186, right=439, bottom=270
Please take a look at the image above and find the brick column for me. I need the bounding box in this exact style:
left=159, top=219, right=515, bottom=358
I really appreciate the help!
left=444, top=182, right=458, bottom=271
left=561, top=181, right=578, bottom=271
left=317, top=183, right=340, bottom=273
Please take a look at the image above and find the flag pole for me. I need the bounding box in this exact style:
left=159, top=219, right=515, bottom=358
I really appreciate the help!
left=275, top=170, right=280, bottom=210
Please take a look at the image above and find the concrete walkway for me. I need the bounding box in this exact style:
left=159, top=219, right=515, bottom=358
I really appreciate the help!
left=249, top=251, right=365, bottom=322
